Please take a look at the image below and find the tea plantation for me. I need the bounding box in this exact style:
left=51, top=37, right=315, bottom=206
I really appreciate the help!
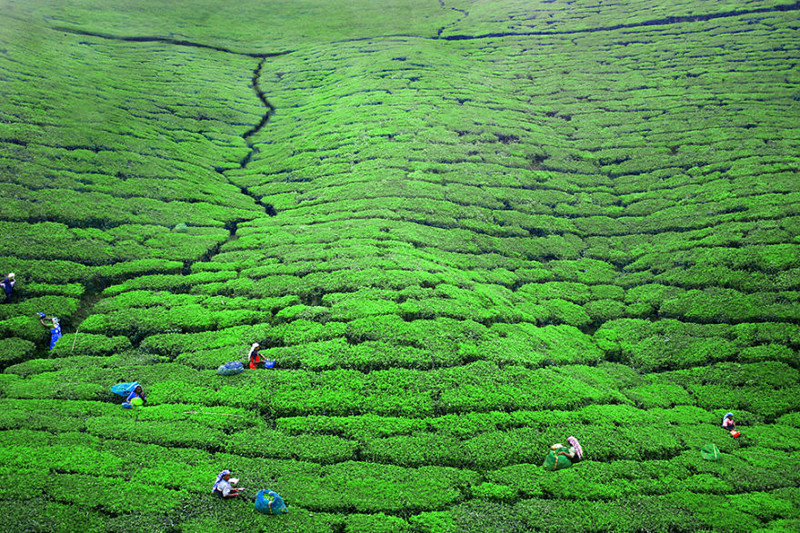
left=1, top=0, right=799, bottom=531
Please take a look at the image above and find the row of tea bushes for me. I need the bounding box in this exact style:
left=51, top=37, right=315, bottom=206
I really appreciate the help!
left=0, top=426, right=479, bottom=514
left=2, top=422, right=795, bottom=531
left=484, top=450, right=800, bottom=500
left=256, top=362, right=628, bottom=418
left=0, top=475, right=342, bottom=533
left=0, top=338, right=36, bottom=367
left=595, top=318, right=800, bottom=371
left=136, top=313, right=605, bottom=371
left=2, top=406, right=798, bottom=488
left=209, top=239, right=799, bottom=306
left=437, top=491, right=799, bottom=533
left=6, top=352, right=794, bottom=424
left=277, top=405, right=716, bottom=441
left=0, top=186, right=258, bottom=229
left=24, top=488, right=791, bottom=533
left=172, top=253, right=800, bottom=331
left=1, top=360, right=624, bottom=416
left=79, top=305, right=270, bottom=342
left=93, top=290, right=290, bottom=314
left=250, top=338, right=457, bottom=372
left=110, top=286, right=797, bottom=373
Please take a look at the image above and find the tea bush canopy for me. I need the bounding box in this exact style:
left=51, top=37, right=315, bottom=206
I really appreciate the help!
left=1, top=0, right=799, bottom=531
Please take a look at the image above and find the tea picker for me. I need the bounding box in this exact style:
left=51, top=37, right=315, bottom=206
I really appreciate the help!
left=2, top=272, right=15, bottom=303
left=217, top=343, right=276, bottom=376
left=248, top=342, right=276, bottom=369
left=124, top=383, right=147, bottom=408
left=543, top=436, right=583, bottom=471
left=37, top=312, right=62, bottom=350
left=249, top=342, right=263, bottom=369
left=110, top=381, right=146, bottom=408
left=722, top=412, right=740, bottom=438
left=212, top=469, right=243, bottom=498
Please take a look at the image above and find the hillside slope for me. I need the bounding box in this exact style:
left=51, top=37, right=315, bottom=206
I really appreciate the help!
left=1, top=1, right=799, bottom=531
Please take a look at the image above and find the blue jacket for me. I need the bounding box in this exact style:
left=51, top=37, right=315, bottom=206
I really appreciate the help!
left=126, top=390, right=146, bottom=403
left=1, top=278, right=13, bottom=294
left=49, top=323, right=62, bottom=350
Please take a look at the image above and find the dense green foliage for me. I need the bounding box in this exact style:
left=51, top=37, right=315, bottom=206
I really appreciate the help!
left=1, top=0, right=799, bottom=531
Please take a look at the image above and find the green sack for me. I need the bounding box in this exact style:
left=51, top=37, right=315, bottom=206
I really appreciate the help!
left=543, top=449, right=573, bottom=471
left=701, top=444, right=721, bottom=461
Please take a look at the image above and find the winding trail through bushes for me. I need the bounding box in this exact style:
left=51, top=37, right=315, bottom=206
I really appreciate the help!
left=436, top=0, right=469, bottom=37
left=52, top=26, right=294, bottom=58
left=442, top=1, right=800, bottom=40
left=54, top=0, right=800, bottom=51
left=45, top=4, right=800, bottom=354
left=41, top=9, right=800, bottom=352
left=224, top=57, right=279, bottom=218
left=54, top=26, right=281, bottom=220
left=309, top=1, right=800, bottom=44
left=38, top=26, right=286, bottom=345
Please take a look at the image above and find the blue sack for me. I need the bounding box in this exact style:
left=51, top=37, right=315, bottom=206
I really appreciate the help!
left=263, top=360, right=276, bottom=369
left=255, top=490, right=288, bottom=515
left=216, top=361, right=244, bottom=376
left=111, top=382, right=139, bottom=397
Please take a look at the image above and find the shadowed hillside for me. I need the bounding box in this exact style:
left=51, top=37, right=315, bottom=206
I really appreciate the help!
left=1, top=1, right=799, bottom=531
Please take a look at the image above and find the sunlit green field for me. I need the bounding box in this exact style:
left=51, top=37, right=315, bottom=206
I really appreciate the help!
left=1, top=1, right=799, bottom=531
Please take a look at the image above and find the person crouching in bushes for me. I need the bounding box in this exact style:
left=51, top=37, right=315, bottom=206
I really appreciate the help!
left=2, top=273, right=15, bottom=303
left=551, top=436, right=583, bottom=461
left=248, top=342, right=263, bottom=369
left=212, top=469, right=243, bottom=498
left=122, top=384, right=146, bottom=409
left=544, top=436, right=583, bottom=471
left=722, top=412, right=740, bottom=437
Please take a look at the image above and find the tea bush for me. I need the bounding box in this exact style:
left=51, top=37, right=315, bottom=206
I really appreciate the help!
left=223, top=427, right=359, bottom=464
left=475, top=323, right=603, bottom=367
left=47, top=473, right=190, bottom=514
left=0, top=500, right=107, bottom=533
left=0, top=337, right=35, bottom=366
left=85, top=417, right=227, bottom=450
left=51, top=333, right=132, bottom=357
left=345, top=513, right=410, bottom=532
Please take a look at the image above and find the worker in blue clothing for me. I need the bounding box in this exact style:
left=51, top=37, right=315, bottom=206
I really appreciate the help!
left=122, top=384, right=147, bottom=409
left=1, top=273, right=15, bottom=303
left=38, top=313, right=62, bottom=350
